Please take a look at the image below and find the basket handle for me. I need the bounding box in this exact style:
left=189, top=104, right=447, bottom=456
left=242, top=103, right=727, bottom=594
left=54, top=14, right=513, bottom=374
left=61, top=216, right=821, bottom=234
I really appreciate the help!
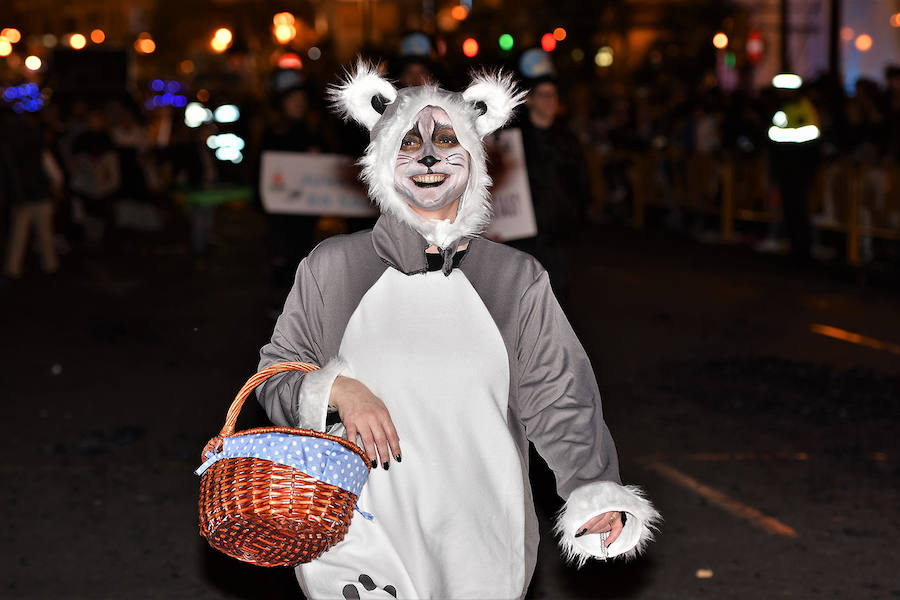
left=201, top=362, right=319, bottom=460
left=216, top=361, right=320, bottom=444
left=200, top=361, right=378, bottom=465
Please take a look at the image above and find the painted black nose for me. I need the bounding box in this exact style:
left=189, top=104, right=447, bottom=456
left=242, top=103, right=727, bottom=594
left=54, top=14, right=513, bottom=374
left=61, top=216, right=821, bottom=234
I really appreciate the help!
left=418, top=155, right=440, bottom=168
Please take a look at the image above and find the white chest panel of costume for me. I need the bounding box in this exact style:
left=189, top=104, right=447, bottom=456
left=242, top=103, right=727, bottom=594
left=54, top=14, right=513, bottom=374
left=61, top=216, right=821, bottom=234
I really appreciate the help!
left=297, top=268, right=524, bottom=600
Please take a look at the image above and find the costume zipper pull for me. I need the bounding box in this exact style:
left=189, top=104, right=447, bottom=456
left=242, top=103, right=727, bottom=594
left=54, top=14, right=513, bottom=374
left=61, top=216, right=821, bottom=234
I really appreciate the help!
left=441, top=244, right=456, bottom=276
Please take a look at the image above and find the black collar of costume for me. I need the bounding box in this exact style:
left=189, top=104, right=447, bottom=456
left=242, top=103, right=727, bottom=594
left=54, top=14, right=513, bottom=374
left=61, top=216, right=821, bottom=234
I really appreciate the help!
left=372, top=214, right=472, bottom=276
left=426, top=248, right=467, bottom=272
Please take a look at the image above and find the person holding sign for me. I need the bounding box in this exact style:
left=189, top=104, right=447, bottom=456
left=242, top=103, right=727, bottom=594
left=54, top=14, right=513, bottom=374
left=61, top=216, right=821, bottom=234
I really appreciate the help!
left=513, top=75, right=591, bottom=303
left=255, top=63, right=659, bottom=599
left=257, top=70, right=324, bottom=314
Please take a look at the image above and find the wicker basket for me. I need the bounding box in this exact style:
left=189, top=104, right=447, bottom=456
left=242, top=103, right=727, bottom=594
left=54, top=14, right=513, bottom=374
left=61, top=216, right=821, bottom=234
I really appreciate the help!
left=196, top=361, right=371, bottom=567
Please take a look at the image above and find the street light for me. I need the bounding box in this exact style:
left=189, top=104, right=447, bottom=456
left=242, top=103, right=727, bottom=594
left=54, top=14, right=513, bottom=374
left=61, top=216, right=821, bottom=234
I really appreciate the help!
left=69, top=33, right=87, bottom=50
left=211, top=28, right=232, bottom=53
left=274, top=24, right=296, bottom=44
left=854, top=34, right=872, bottom=52
left=595, top=46, right=613, bottom=67
left=541, top=33, right=557, bottom=52
left=135, top=33, right=156, bottom=55
left=462, top=38, right=479, bottom=58
left=273, top=12, right=295, bottom=26
left=215, top=28, right=232, bottom=45
left=1, top=28, right=21, bottom=43
left=273, top=12, right=296, bottom=44
left=772, top=73, right=802, bottom=89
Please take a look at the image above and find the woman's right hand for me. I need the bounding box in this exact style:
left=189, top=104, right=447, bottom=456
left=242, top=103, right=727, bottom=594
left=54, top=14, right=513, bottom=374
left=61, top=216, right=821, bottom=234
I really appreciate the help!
left=330, top=376, right=401, bottom=469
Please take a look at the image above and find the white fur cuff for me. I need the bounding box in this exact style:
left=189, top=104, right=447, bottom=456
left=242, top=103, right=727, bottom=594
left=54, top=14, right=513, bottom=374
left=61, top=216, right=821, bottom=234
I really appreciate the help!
left=554, top=481, right=661, bottom=567
left=296, top=356, right=352, bottom=431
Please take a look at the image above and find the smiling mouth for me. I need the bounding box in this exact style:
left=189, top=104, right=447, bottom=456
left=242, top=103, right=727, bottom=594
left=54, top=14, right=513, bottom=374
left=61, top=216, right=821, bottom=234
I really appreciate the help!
left=411, top=173, right=447, bottom=187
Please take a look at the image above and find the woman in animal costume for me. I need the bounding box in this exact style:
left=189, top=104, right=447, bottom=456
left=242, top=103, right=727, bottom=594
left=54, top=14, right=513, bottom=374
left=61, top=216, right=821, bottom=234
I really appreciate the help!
left=256, top=62, right=660, bottom=600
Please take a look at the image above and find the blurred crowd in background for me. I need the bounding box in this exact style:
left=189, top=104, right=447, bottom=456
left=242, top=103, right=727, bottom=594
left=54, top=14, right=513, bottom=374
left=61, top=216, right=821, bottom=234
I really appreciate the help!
left=2, top=23, right=900, bottom=287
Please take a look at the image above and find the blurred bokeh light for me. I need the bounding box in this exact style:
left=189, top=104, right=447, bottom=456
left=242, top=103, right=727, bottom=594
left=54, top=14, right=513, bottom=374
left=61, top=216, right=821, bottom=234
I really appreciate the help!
left=69, top=33, right=87, bottom=50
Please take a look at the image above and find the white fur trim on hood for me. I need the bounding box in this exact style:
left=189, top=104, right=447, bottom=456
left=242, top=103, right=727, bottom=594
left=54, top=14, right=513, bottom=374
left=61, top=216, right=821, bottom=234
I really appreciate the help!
left=329, top=62, right=524, bottom=249
left=462, top=70, right=527, bottom=137
left=296, top=356, right=353, bottom=431
left=553, top=481, right=661, bottom=567
left=327, top=61, right=398, bottom=131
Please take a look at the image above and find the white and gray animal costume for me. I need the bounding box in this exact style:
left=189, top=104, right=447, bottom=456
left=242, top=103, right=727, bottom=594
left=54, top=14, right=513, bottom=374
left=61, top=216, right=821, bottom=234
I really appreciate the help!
left=257, top=63, right=660, bottom=600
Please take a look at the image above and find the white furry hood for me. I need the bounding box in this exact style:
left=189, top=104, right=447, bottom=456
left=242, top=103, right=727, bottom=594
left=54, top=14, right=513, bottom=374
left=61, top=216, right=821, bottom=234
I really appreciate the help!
left=329, top=62, right=525, bottom=249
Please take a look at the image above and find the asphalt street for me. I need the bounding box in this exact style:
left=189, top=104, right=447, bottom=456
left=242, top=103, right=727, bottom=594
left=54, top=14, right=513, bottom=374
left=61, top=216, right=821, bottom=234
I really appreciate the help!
left=2, top=207, right=898, bottom=599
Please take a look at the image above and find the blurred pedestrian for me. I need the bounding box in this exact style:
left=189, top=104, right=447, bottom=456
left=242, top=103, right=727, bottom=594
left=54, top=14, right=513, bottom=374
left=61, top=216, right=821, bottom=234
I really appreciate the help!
left=394, top=55, right=435, bottom=88
left=390, top=32, right=443, bottom=88
left=767, top=85, right=822, bottom=261
left=257, top=70, right=324, bottom=314
left=511, top=75, right=591, bottom=301
left=109, top=99, right=149, bottom=204
left=173, top=120, right=221, bottom=257
left=886, top=66, right=900, bottom=164
left=69, top=108, right=120, bottom=244
left=2, top=110, right=62, bottom=279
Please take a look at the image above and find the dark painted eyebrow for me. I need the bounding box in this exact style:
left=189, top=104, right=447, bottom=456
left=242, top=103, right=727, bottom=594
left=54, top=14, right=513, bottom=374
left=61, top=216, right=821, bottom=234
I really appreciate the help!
left=432, top=121, right=453, bottom=132
left=403, top=126, right=422, bottom=138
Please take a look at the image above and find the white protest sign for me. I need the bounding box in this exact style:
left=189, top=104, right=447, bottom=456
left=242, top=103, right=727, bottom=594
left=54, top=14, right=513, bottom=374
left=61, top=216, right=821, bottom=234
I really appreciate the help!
left=484, top=128, right=537, bottom=242
left=260, top=151, right=377, bottom=217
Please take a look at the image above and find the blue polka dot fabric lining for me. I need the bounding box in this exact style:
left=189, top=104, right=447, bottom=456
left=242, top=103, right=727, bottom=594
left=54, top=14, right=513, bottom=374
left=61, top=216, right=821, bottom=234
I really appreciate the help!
left=195, top=432, right=369, bottom=497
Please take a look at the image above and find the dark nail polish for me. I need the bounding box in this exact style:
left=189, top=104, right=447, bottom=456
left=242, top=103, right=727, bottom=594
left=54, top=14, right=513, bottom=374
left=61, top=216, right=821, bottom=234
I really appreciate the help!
left=370, top=459, right=376, bottom=468
left=382, top=461, right=389, bottom=470
left=395, top=454, right=402, bottom=462
left=574, top=528, right=587, bottom=538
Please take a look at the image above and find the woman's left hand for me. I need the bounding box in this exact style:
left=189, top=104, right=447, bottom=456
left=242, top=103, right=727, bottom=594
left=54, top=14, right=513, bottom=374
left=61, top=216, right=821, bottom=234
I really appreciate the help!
left=575, top=511, right=624, bottom=547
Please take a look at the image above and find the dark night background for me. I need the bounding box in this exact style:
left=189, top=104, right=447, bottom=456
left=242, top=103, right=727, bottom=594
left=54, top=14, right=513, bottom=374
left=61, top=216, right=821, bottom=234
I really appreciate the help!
left=1, top=0, right=898, bottom=598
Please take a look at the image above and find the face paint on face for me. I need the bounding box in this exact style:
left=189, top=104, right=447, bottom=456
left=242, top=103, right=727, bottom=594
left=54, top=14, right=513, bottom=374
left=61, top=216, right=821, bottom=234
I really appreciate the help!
left=394, top=106, right=470, bottom=217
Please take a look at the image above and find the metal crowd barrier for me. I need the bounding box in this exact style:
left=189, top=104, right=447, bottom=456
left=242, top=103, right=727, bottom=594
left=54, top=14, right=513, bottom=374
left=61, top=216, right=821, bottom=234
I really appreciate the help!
left=612, top=150, right=900, bottom=265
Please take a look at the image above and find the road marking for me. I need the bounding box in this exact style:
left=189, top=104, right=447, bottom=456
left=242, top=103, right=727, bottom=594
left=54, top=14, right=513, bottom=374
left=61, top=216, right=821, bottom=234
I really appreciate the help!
left=684, top=452, right=809, bottom=461
left=683, top=451, right=890, bottom=462
left=810, top=323, right=900, bottom=356
left=642, top=451, right=889, bottom=463
left=645, top=461, right=797, bottom=537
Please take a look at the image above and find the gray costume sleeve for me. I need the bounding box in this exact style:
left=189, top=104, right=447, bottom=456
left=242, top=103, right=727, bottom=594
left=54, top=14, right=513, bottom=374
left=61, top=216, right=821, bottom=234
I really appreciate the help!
left=256, top=259, right=330, bottom=429
left=515, top=271, right=621, bottom=498
left=517, top=271, right=660, bottom=563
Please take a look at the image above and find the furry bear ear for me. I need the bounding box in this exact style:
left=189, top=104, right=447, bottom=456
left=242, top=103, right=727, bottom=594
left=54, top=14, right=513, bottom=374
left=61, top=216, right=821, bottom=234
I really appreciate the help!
left=462, top=71, right=526, bottom=137
left=328, top=60, right=398, bottom=131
